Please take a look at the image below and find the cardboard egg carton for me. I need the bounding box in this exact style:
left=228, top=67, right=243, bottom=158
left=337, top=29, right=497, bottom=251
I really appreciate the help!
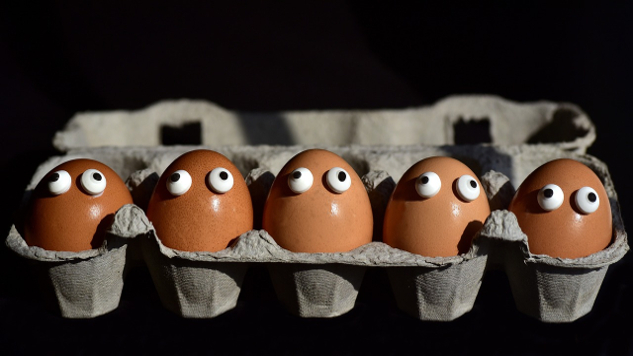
left=7, top=143, right=627, bottom=321
left=6, top=96, right=627, bottom=321
left=6, top=206, right=143, bottom=318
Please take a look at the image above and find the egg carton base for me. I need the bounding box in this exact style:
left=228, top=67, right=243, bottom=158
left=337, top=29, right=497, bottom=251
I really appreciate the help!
left=137, top=221, right=490, bottom=320
left=267, top=263, right=366, bottom=318
left=141, top=233, right=247, bottom=318
left=480, top=210, right=626, bottom=322
left=9, top=145, right=628, bottom=321
left=510, top=264, right=607, bottom=323
left=6, top=226, right=128, bottom=318
left=387, top=254, right=487, bottom=321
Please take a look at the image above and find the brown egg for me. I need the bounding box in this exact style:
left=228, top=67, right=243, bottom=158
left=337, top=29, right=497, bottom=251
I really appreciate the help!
left=146, top=150, right=253, bottom=252
left=508, top=159, right=612, bottom=259
left=24, top=159, right=133, bottom=252
left=383, top=156, right=491, bottom=257
left=262, top=149, right=373, bottom=253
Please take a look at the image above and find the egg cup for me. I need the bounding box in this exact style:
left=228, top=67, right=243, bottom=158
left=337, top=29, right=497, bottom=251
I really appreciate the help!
left=479, top=157, right=628, bottom=322
left=6, top=204, right=146, bottom=318
left=480, top=208, right=627, bottom=322
left=141, top=231, right=249, bottom=318
left=386, top=252, right=488, bottom=321
left=267, top=260, right=367, bottom=318
left=139, top=165, right=266, bottom=319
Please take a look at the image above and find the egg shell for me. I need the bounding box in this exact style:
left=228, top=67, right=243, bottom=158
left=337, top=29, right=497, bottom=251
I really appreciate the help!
left=262, top=149, right=373, bottom=253
left=24, top=159, right=133, bottom=252
left=146, top=149, right=253, bottom=252
left=383, top=156, right=491, bottom=257
left=508, top=159, right=612, bottom=259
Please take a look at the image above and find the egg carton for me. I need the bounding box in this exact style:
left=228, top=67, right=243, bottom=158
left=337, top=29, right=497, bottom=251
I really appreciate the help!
left=5, top=205, right=146, bottom=318
left=52, top=95, right=596, bottom=153
left=6, top=144, right=627, bottom=321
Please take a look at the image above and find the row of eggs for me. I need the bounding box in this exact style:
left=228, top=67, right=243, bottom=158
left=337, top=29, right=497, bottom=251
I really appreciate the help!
left=24, top=149, right=613, bottom=259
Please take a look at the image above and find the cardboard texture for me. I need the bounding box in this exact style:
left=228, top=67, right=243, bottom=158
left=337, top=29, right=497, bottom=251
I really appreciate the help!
left=53, top=95, right=595, bottom=153
left=6, top=221, right=129, bottom=318
left=6, top=96, right=627, bottom=321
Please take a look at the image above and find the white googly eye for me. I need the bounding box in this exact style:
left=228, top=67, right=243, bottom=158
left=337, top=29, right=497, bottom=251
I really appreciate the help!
left=456, top=174, right=481, bottom=202
left=207, top=167, right=234, bottom=194
left=80, top=169, right=107, bottom=196
left=47, top=170, right=71, bottom=195
left=326, top=167, right=352, bottom=194
left=575, top=186, right=600, bottom=214
left=537, top=184, right=564, bottom=211
left=166, top=170, right=192, bottom=196
left=288, top=167, right=313, bottom=194
left=416, top=172, right=441, bottom=198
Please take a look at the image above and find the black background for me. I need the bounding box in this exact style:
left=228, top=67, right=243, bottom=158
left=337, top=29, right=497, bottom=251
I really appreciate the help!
left=1, top=1, right=632, bottom=355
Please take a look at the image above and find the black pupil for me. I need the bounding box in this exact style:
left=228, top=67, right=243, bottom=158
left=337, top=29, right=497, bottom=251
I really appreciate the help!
left=50, top=173, right=59, bottom=182
left=338, top=171, right=346, bottom=182
left=544, top=188, right=554, bottom=198
left=588, top=192, right=597, bottom=203
left=220, top=171, right=228, bottom=180
left=171, top=173, right=180, bottom=182
left=93, top=172, right=102, bottom=181
left=421, top=176, right=429, bottom=184
left=293, top=171, right=302, bottom=179
left=469, top=180, right=477, bottom=188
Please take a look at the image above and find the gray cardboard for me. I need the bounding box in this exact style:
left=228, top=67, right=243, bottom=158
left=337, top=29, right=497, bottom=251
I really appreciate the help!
left=267, top=263, right=366, bottom=318
left=387, top=257, right=487, bottom=321
left=4, top=204, right=141, bottom=318
left=129, top=160, right=492, bottom=320
left=142, top=233, right=248, bottom=318
left=480, top=209, right=628, bottom=322
left=384, top=230, right=489, bottom=321
left=7, top=103, right=626, bottom=321
left=53, top=96, right=595, bottom=153
left=129, top=146, right=626, bottom=321
left=481, top=170, right=515, bottom=211
left=5, top=204, right=151, bottom=318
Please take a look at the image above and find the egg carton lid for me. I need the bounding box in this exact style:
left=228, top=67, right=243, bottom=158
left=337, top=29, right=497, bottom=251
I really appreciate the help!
left=52, top=95, right=595, bottom=153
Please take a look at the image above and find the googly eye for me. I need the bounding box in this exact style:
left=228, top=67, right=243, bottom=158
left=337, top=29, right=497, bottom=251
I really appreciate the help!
left=415, top=172, right=441, bottom=198
left=80, top=169, right=107, bottom=196
left=575, top=186, right=600, bottom=214
left=537, top=184, right=564, bottom=211
left=288, top=167, right=313, bottom=194
left=207, top=167, right=234, bottom=194
left=456, top=174, right=481, bottom=202
left=326, top=167, right=352, bottom=194
left=166, top=170, right=192, bottom=196
left=47, top=170, right=71, bottom=195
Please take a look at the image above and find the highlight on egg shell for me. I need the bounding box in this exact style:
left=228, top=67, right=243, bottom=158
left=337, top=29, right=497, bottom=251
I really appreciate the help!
left=262, top=149, right=373, bottom=253
left=24, top=159, right=133, bottom=252
left=146, top=149, right=253, bottom=252
left=383, top=156, right=491, bottom=257
left=508, top=159, right=612, bottom=259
